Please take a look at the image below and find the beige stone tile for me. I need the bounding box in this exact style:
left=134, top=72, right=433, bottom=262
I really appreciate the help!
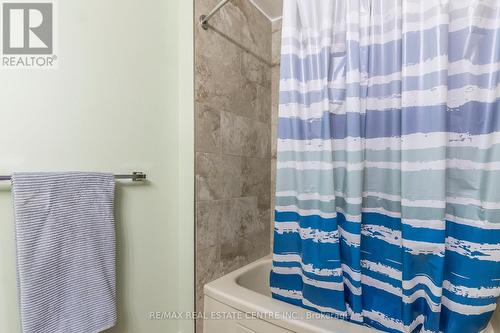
left=196, top=315, right=204, bottom=333
left=271, top=122, right=278, bottom=159
left=221, top=111, right=270, bottom=158
left=265, top=64, right=272, bottom=87
left=271, top=158, right=277, bottom=192
left=196, top=152, right=242, bottom=200
left=253, top=121, right=271, bottom=158
left=197, top=0, right=271, bottom=63
left=220, top=111, right=244, bottom=156
left=218, top=196, right=270, bottom=268
left=226, top=0, right=271, bottom=62
left=241, top=157, right=271, bottom=196
left=195, top=244, right=219, bottom=303
left=271, top=102, right=279, bottom=126
left=196, top=200, right=223, bottom=250
left=195, top=103, right=220, bottom=154
left=237, top=77, right=258, bottom=119
left=213, top=195, right=268, bottom=264
left=272, top=28, right=282, bottom=65
left=195, top=242, right=227, bottom=292
left=271, top=66, right=280, bottom=124
left=241, top=120, right=270, bottom=158
left=196, top=30, right=262, bottom=119
left=256, top=83, right=271, bottom=123
left=195, top=28, right=243, bottom=112
left=195, top=244, right=223, bottom=333
left=196, top=152, right=222, bottom=201
left=220, top=197, right=258, bottom=269
left=220, top=155, right=243, bottom=198
left=234, top=0, right=272, bottom=61
left=257, top=192, right=272, bottom=258
left=194, top=0, right=220, bottom=18
left=272, top=18, right=282, bottom=33
left=241, top=52, right=269, bottom=88
left=241, top=123, right=260, bottom=157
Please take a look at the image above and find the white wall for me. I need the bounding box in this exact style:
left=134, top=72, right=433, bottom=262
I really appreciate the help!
left=0, top=0, right=194, bottom=332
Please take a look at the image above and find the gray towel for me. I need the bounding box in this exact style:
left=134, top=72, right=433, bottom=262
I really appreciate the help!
left=12, top=172, right=116, bottom=333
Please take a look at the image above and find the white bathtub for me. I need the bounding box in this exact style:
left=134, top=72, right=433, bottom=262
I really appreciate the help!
left=204, top=256, right=500, bottom=333
left=203, top=256, right=377, bottom=333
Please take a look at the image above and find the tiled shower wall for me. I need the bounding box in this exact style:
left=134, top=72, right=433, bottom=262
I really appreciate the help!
left=194, top=0, right=272, bottom=331
left=270, top=19, right=282, bottom=247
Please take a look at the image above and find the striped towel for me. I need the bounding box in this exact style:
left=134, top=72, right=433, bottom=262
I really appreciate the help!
left=12, top=172, right=117, bottom=333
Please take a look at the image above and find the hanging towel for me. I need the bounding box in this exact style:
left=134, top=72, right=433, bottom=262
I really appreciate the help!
left=12, top=172, right=117, bottom=333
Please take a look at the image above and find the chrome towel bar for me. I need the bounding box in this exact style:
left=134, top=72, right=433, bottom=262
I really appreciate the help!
left=0, top=172, right=147, bottom=182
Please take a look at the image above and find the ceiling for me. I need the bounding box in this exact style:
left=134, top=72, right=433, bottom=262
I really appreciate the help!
left=249, top=0, right=283, bottom=21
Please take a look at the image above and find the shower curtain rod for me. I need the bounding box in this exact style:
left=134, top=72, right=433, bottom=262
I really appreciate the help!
left=199, top=0, right=231, bottom=30
left=0, top=172, right=147, bottom=182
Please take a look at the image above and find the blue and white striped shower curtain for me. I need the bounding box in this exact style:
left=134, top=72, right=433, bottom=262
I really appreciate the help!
left=271, top=1, right=500, bottom=332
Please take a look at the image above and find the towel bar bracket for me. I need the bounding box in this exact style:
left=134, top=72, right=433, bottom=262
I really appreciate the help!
left=115, top=172, right=147, bottom=182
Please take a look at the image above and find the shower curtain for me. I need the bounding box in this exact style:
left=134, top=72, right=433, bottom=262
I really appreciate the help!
left=271, top=1, right=500, bottom=332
